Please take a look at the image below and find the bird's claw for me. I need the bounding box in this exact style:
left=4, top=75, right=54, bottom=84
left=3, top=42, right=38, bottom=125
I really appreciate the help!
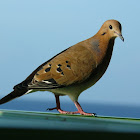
left=92, top=113, right=97, bottom=117
left=46, top=107, right=57, bottom=111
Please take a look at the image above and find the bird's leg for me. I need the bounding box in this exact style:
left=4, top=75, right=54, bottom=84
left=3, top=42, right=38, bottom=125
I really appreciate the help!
left=47, top=95, right=72, bottom=114
left=47, top=95, right=61, bottom=111
left=47, top=95, right=95, bottom=116
left=74, top=101, right=95, bottom=116
left=47, top=95, right=76, bottom=114
left=47, top=95, right=69, bottom=113
left=52, top=95, right=74, bottom=114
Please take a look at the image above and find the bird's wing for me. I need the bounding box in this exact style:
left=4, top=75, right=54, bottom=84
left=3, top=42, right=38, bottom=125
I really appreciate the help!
left=28, top=43, right=96, bottom=89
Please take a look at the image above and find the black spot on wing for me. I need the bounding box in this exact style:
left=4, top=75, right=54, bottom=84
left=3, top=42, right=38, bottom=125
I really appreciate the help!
left=44, top=78, right=57, bottom=84
left=61, top=72, right=64, bottom=75
left=57, top=67, right=62, bottom=72
left=66, top=61, right=69, bottom=63
left=23, top=46, right=71, bottom=85
left=67, top=65, right=71, bottom=69
left=58, top=64, right=62, bottom=67
left=45, top=67, right=51, bottom=72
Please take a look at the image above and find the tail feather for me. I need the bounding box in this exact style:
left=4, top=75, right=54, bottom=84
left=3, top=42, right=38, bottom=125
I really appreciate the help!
left=0, top=89, right=28, bottom=105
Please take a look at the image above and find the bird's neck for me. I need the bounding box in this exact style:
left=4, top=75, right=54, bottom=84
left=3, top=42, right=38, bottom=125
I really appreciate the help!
left=86, top=34, right=115, bottom=66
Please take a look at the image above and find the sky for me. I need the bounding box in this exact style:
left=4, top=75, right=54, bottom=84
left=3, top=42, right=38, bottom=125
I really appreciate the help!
left=0, top=0, right=139, bottom=107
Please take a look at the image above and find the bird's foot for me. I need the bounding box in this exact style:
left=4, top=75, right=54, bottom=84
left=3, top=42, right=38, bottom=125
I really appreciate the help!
left=46, top=107, right=73, bottom=114
left=47, top=107, right=76, bottom=114
left=57, top=109, right=76, bottom=114
left=47, top=107, right=95, bottom=116
left=58, top=109, right=96, bottom=116
left=76, top=110, right=96, bottom=116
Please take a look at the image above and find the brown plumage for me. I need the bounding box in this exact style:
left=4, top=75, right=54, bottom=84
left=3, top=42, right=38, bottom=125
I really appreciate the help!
left=0, top=19, right=124, bottom=116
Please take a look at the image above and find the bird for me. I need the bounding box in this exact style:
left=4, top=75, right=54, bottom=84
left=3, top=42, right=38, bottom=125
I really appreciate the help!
left=0, top=19, right=124, bottom=116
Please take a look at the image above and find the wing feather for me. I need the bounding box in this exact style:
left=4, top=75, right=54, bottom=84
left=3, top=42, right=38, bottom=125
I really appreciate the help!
left=28, top=44, right=96, bottom=89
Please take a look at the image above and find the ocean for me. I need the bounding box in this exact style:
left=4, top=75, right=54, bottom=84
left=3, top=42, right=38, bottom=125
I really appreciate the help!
left=0, top=99, right=140, bottom=118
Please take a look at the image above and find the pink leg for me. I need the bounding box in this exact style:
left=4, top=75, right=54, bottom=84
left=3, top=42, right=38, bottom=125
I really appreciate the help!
left=47, top=95, right=75, bottom=114
left=47, top=95, right=68, bottom=113
left=74, top=101, right=96, bottom=116
left=47, top=95, right=95, bottom=116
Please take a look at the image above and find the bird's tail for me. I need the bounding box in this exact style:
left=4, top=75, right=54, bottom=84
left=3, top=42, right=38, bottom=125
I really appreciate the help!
left=0, top=88, right=28, bottom=105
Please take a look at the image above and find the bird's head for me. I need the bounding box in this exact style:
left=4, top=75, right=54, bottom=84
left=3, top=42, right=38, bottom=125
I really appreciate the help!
left=99, top=19, right=124, bottom=42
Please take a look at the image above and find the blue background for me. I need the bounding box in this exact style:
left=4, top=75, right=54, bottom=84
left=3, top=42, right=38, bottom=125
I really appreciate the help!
left=0, top=0, right=139, bottom=116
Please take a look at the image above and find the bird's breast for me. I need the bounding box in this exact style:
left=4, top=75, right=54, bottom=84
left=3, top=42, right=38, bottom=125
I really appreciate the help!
left=81, top=39, right=115, bottom=90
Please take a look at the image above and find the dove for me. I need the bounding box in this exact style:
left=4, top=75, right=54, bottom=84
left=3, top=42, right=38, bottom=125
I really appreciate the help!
left=0, top=19, right=124, bottom=116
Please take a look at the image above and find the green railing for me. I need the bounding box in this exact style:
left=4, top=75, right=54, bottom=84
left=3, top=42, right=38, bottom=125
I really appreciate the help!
left=0, top=109, right=140, bottom=138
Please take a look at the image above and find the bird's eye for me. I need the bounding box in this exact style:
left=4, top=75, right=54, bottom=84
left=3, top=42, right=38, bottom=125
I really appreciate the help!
left=109, top=25, right=113, bottom=29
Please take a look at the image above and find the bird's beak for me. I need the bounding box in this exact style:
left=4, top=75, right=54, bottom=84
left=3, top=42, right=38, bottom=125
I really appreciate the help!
left=118, top=34, right=124, bottom=42
left=115, top=31, right=124, bottom=42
